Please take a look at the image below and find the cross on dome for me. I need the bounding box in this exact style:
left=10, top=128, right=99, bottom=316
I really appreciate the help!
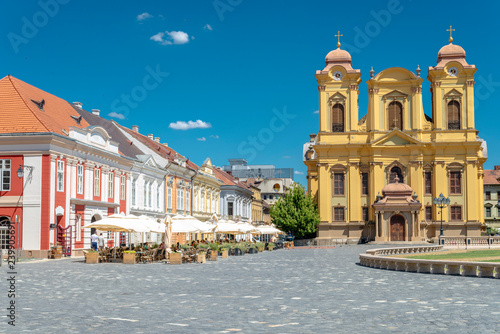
left=335, top=30, right=343, bottom=48
left=447, top=25, right=455, bottom=43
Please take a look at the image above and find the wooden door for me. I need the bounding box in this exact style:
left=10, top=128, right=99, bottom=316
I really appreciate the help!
left=390, top=215, right=405, bottom=241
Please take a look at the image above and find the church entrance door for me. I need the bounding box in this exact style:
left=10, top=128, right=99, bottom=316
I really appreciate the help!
left=390, top=215, right=405, bottom=241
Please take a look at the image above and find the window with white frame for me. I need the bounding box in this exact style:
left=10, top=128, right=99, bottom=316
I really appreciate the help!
left=201, top=191, right=205, bottom=212
left=0, top=160, right=11, bottom=191
left=157, top=184, right=160, bottom=210
left=148, top=182, right=152, bottom=208
left=177, top=187, right=184, bottom=211
left=57, top=160, right=65, bottom=192
left=194, top=190, right=197, bottom=212
left=186, top=190, right=190, bottom=213
left=120, top=175, right=125, bottom=200
left=132, top=178, right=136, bottom=206
left=77, top=164, right=83, bottom=194
left=94, top=168, right=100, bottom=197
left=144, top=181, right=148, bottom=207
left=108, top=172, right=114, bottom=199
left=76, top=214, right=81, bottom=241
left=167, top=186, right=172, bottom=209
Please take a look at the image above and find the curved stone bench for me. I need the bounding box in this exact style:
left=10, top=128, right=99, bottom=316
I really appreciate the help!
left=359, top=245, right=499, bottom=279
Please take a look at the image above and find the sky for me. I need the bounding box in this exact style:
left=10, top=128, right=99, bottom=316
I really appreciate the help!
left=1, top=0, right=500, bottom=187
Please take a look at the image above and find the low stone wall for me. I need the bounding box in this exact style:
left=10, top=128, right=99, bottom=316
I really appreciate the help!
left=359, top=245, right=499, bottom=279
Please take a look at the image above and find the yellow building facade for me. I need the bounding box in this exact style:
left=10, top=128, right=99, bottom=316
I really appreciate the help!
left=304, top=35, right=486, bottom=243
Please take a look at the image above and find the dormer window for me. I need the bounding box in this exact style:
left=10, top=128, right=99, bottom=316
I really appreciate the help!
left=71, top=115, right=83, bottom=125
left=31, top=99, right=45, bottom=111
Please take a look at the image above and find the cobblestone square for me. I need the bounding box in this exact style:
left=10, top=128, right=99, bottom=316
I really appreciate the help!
left=3, top=246, right=500, bottom=333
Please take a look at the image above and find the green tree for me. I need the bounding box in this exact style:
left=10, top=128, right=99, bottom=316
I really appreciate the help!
left=270, top=183, right=320, bottom=239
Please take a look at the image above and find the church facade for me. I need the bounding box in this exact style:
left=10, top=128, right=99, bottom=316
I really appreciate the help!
left=304, top=33, right=486, bottom=243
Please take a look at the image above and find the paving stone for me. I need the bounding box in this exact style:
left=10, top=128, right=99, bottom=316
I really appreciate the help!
left=1, top=245, right=500, bottom=332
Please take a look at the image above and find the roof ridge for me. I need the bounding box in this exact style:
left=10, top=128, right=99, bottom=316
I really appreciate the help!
left=8, top=75, right=51, bottom=132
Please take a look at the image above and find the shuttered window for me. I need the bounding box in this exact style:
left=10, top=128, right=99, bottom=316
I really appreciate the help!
left=331, top=103, right=344, bottom=132
left=447, top=100, right=460, bottom=130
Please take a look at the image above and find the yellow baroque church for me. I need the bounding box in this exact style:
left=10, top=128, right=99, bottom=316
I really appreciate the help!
left=304, top=32, right=486, bottom=243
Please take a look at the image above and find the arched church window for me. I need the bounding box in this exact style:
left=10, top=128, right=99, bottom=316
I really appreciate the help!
left=388, top=101, right=403, bottom=129
left=389, top=166, right=403, bottom=183
left=447, top=100, right=460, bottom=130
left=331, top=103, right=344, bottom=132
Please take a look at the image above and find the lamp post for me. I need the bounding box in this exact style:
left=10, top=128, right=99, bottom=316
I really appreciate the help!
left=433, top=193, right=450, bottom=243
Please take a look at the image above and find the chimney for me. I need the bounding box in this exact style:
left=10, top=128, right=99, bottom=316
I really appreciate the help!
left=154, top=137, right=160, bottom=143
left=148, top=134, right=154, bottom=140
left=163, top=143, right=168, bottom=147
left=132, top=125, right=139, bottom=133
left=92, top=109, right=100, bottom=116
left=73, top=102, right=83, bottom=109
left=495, top=166, right=500, bottom=170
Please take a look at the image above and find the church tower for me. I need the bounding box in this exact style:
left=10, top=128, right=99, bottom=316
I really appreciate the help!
left=427, top=26, right=477, bottom=131
left=316, top=32, right=362, bottom=134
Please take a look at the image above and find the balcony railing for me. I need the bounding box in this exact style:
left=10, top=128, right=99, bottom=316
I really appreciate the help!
left=331, top=123, right=344, bottom=132
left=448, top=121, right=461, bottom=130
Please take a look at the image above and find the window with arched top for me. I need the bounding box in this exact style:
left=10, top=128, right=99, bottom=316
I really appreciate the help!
left=331, top=103, right=344, bottom=132
left=388, top=101, right=403, bottom=129
left=447, top=100, right=460, bottom=130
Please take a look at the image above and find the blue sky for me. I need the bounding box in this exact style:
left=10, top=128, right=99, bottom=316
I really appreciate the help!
left=1, top=0, right=500, bottom=186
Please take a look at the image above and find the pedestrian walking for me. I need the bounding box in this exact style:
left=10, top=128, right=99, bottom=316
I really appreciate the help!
left=98, top=233, right=105, bottom=250
left=91, top=232, right=98, bottom=251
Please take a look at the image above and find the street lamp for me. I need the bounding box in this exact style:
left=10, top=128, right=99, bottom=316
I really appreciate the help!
left=433, top=193, right=451, bottom=242
left=17, top=165, right=34, bottom=179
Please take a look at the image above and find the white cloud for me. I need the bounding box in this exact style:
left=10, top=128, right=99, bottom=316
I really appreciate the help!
left=294, top=171, right=304, bottom=175
left=197, top=137, right=207, bottom=141
left=204, top=24, right=213, bottom=31
left=108, top=112, right=125, bottom=120
left=169, top=120, right=212, bottom=130
left=137, top=12, right=152, bottom=21
left=210, top=135, right=219, bottom=139
left=283, top=155, right=291, bottom=159
left=150, top=31, right=190, bottom=45
left=313, top=110, right=319, bottom=114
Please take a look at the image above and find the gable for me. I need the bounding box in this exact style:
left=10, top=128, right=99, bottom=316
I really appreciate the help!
left=379, top=135, right=412, bottom=146
left=383, top=89, right=408, bottom=99
left=371, top=129, right=422, bottom=147
left=444, top=88, right=462, bottom=98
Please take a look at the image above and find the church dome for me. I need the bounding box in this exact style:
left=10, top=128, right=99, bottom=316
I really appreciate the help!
left=437, top=43, right=466, bottom=62
left=325, top=47, right=352, bottom=64
left=381, top=179, right=413, bottom=196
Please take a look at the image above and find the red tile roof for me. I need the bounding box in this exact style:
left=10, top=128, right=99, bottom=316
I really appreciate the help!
left=0, top=75, right=89, bottom=135
left=118, top=124, right=198, bottom=171
left=484, top=169, right=500, bottom=185
left=213, top=167, right=250, bottom=190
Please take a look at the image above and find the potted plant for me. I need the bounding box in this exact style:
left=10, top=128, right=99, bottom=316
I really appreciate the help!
left=196, top=252, right=206, bottom=263
left=268, top=242, right=275, bottom=251
left=233, top=243, right=245, bottom=256
left=219, top=247, right=229, bottom=258
left=256, top=242, right=265, bottom=252
left=248, top=244, right=258, bottom=254
left=170, top=250, right=182, bottom=265
left=86, top=250, right=99, bottom=264
left=123, top=250, right=136, bottom=264
left=209, top=243, right=219, bottom=261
